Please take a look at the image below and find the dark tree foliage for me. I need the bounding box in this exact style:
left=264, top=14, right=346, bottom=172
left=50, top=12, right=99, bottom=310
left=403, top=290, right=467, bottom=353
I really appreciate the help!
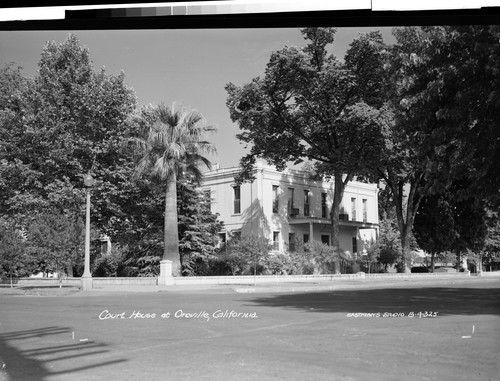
left=414, top=195, right=457, bottom=271
left=393, top=26, right=500, bottom=207
left=0, top=219, right=35, bottom=284
left=414, top=177, right=493, bottom=271
left=377, top=218, right=401, bottom=271
left=117, top=176, right=223, bottom=277
left=376, top=25, right=500, bottom=271
left=26, top=212, right=86, bottom=280
left=177, top=178, right=224, bottom=276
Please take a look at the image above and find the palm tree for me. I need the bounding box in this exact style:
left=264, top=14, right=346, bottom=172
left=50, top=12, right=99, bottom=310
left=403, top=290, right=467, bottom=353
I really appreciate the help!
left=129, top=103, right=216, bottom=276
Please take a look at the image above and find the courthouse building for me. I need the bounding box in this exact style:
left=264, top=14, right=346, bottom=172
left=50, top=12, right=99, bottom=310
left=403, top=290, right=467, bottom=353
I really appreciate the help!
left=201, top=160, right=379, bottom=257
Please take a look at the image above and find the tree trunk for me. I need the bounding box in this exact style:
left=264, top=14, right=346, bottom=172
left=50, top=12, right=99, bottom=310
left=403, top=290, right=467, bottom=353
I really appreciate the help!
left=430, top=252, right=435, bottom=272
left=399, top=230, right=412, bottom=273
left=330, top=175, right=345, bottom=274
left=164, top=171, right=181, bottom=276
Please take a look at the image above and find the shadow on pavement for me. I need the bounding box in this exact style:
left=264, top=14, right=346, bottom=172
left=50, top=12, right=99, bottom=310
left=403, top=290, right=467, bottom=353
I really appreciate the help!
left=243, top=286, right=500, bottom=316
left=0, top=326, right=127, bottom=381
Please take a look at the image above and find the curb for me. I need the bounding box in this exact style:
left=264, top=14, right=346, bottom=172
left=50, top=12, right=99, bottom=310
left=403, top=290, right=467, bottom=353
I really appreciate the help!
left=2, top=276, right=498, bottom=296
left=232, top=276, right=500, bottom=293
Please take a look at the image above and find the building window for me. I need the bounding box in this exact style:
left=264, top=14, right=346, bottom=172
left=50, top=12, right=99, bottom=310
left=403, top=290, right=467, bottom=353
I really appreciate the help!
left=303, top=233, right=309, bottom=244
left=321, top=235, right=330, bottom=246
left=362, top=199, right=367, bottom=222
left=351, top=197, right=357, bottom=221
left=321, top=192, right=327, bottom=218
left=273, top=231, right=280, bottom=251
left=352, top=237, right=358, bottom=254
left=272, top=185, right=279, bottom=214
left=218, top=232, right=226, bottom=243
left=304, top=190, right=310, bottom=217
left=217, top=232, right=226, bottom=248
left=233, top=186, right=241, bottom=214
left=288, top=188, right=295, bottom=216
left=288, top=232, right=296, bottom=252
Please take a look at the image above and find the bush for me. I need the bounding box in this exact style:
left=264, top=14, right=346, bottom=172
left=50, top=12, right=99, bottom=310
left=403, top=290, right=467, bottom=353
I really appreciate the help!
left=93, top=244, right=128, bottom=277
left=264, top=253, right=294, bottom=275
left=288, top=240, right=337, bottom=274
left=212, top=235, right=272, bottom=275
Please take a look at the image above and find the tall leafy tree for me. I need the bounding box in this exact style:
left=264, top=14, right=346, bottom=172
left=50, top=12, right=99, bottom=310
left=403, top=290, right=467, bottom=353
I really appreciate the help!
left=375, top=25, right=500, bottom=272
left=177, top=178, right=224, bottom=276
left=378, top=26, right=500, bottom=271
left=0, top=219, right=34, bottom=286
left=414, top=195, right=457, bottom=271
left=0, top=35, right=147, bottom=279
left=225, top=28, right=389, bottom=273
left=450, top=195, right=488, bottom=270
left=484, top=210, right=500, bottom=271
left=26, top=212, right=85, bottom=284
left=128, top=103, right=216, bottom=276
left=0, top=34, right=137, bottom=234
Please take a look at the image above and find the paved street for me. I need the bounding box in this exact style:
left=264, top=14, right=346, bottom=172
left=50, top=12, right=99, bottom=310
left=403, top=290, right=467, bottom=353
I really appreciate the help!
left=0, top=278, right=499, bottom=381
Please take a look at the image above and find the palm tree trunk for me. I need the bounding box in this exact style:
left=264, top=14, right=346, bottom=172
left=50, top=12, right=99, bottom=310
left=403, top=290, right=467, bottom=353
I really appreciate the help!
left=164, top=171, right=181, bottom=276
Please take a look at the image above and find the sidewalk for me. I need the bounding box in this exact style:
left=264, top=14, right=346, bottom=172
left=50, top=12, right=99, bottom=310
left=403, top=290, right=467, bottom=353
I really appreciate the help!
left=2, top=274, right=498, bottom=296
left=88, top=274, right=500, bottom=294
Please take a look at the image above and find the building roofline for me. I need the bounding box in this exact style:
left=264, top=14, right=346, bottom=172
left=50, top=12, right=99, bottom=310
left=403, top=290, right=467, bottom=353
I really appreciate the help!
left=203, top=160, right=378, bottom=189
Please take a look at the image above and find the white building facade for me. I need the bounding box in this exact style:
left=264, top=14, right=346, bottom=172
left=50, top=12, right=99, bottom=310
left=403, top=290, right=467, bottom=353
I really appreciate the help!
left=202, top=160, right=379, bottom=257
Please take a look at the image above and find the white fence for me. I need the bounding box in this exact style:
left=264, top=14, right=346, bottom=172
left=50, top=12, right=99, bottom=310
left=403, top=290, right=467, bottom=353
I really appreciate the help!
left=1, top=271, right=481, bottom=289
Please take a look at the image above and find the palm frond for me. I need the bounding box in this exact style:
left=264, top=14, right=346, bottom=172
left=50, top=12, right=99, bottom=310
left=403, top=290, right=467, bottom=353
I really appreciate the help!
left=132, top=153, right=153, bottom=180
left=129, top=101, right=216, bottom=186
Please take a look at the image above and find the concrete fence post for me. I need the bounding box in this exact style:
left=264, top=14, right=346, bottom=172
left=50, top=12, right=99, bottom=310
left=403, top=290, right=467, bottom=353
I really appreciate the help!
left=158, top=260, right=175, bottom=285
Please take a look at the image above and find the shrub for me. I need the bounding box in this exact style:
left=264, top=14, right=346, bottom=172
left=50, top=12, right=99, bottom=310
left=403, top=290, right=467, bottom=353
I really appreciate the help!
left=288, top=240, right=338, bottom=274
left=264, top=253, right=294, bottom=275
left=93, top=244, right=128, bottom=277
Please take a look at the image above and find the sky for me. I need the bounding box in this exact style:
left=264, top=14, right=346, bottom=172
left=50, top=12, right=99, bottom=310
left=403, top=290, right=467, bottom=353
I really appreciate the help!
left=0, top=27, right=394, bottom=168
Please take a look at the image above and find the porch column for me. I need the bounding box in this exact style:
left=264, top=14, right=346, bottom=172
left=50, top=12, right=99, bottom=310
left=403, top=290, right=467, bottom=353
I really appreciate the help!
left=309, top=221, right=314, bottom=241
left=357, top=226, right=361, bottom=259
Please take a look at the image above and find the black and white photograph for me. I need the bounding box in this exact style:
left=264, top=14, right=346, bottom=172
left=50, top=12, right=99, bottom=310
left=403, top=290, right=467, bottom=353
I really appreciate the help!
left=0, top=2, right=499, bottom=380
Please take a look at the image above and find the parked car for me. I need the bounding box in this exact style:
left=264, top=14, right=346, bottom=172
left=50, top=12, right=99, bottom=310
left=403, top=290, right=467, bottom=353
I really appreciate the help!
left=434, top=267, right=457, bottom=273
left=411, top=266, right=429, bottom=273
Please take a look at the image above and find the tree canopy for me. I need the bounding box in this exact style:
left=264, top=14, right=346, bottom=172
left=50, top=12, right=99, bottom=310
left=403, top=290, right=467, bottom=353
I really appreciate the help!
left=372, top=25, right=500, bottom=271
left=1, top=34, right=224, bottom=278
left=226, top=27, right=391, bottom=273
left=0, top=34, right=137, bottom=229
